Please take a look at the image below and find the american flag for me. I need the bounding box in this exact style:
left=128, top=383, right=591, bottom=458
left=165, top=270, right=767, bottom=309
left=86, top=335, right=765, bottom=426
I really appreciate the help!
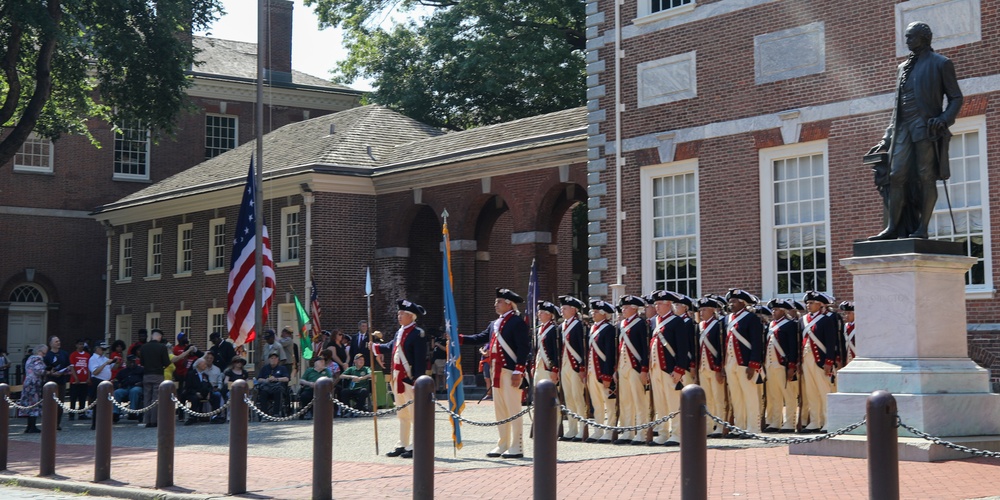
left=310, top=281, right=322, bottom=340
left=226, top=157, right=276, bottom=347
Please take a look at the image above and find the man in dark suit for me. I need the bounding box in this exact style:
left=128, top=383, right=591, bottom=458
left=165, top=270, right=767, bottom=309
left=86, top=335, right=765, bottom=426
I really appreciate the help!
left=372, top=300, right=427, bottom=459
left=869, top=21, right=963, bottom=240
left=350, top=320, right=371, bottom=366
left=459, top=288, right=530, bottom=458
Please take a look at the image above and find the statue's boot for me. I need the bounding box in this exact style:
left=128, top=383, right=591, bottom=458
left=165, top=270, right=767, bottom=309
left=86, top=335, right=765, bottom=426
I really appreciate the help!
left=869, top=187, right=905, bottom=240
left=908, top=182, right=938, bottom=239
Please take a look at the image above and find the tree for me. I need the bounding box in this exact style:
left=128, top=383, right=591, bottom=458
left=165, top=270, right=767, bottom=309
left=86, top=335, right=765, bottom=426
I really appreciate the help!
left=306, top=0, right=585, bottom=130
left=0, top=0, right=224, bottom=167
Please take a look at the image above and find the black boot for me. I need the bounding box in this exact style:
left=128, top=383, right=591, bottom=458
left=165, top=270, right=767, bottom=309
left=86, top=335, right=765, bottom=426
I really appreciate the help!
left=25, top=416, right=40, bottom=434
left=870, top=186, right=905, bottom=240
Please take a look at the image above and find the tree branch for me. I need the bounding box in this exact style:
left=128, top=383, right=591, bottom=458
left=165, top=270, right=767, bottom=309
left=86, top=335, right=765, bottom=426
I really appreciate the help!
left=0, top=23, right=23, bottom=126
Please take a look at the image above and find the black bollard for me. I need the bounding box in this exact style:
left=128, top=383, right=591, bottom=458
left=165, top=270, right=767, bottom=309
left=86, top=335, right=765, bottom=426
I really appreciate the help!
left=413, top=375, right=435, bottom=500
left=155, top=380, right=176, bottom=488
left=40, top=381, right=58, bottom=476
left=867, top=390, right=899, bottom=500
left=313, top=377, right=334, bottom=500
left=228, top=380, right=249, bottom=495
left=680, top=384, right=707, bottom=500
left=0, top=384, right=8, bottom=470
left=533, top=379, right=558, bottom=500
left=94, top=381, right=114, bottom=482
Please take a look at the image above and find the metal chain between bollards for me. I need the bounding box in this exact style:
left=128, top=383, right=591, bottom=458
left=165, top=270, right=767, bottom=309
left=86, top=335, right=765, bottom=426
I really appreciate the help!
left=107, top=393, right=159, bottom=414
left=169, top=394, right=231, bottom=418
left=704, top=407, right=866, bottom=444
left=4, top=394, right=42, bottom=411
left=896, top=416, right=1000, bottom=459
left=51, top=393, right=98, bottom=414
left=331, top=396, right=413, bottom=417
left=434, top=400, right=533, bottom=427
left=562, top=406, right=679, bottom=433
left=242, top=395, right=315, bottom=422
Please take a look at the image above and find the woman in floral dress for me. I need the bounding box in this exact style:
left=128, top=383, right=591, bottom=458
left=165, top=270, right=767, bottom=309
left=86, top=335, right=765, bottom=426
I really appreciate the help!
left=19, top=344, right=47, bottom=433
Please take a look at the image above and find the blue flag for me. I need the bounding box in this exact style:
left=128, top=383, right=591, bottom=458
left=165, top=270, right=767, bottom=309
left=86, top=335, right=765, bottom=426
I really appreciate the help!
left=442, top=221, right=465, bottom=449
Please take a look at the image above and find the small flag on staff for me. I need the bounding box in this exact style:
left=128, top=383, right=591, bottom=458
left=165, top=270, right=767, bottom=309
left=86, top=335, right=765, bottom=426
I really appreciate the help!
left=310, top=281, right=322, bottom=340
left=294, top=293, right=314, bottom=360
left=442, top=216, right=465, bottom=449
left=525, top=258, right=539, bottom=329
left=226, top=156, right=275, bottom=346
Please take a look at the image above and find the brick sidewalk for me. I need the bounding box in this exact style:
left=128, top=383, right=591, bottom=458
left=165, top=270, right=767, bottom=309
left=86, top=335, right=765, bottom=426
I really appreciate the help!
left=4, top=439, right=1000, bottom=498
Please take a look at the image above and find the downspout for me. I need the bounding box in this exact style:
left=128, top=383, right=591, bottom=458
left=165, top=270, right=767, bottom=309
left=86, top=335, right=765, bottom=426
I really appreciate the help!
left=103, top=222, right=114, bottom=338
left=611, top=0, right=625, bottom=304
left=303, top=187, right=314, bottom=375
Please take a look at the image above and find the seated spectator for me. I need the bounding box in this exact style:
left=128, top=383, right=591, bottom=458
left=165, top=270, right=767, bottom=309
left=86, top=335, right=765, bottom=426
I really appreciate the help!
left=340, top=354, right=373, bottom=413
left=299, top=357, right=334, bottom=418
left=222, top=356, right=249, bottom=400
left=114, top=355, right=144, bottom=421
left=198, top=352, right=223, bottom=389
left=184, top=358, right=224, bottom=425
left=255, top=352, right=289, bottom=417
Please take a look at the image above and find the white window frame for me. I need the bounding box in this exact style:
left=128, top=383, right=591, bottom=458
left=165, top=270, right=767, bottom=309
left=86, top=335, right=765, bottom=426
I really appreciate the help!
left=146, top=228, right=163, bottom=279
left=176, top=223, right=193, bottom=276
left=146, top=312, right=161, bottom=333
left=636, top=0, right=695, bottom=24
left=640, top=159, right=700, bottom=296
left=175, top=310, right=191, bottom=337
left=759, top=140, right=832, bottom=299
left=929, top=115, right=993, bottom=298
left=279, top=205, right=300, bottom=265
left=207, top=217, right=227, bottom=273
left=205, top=114, right=238, bottom=159
left=118, top=232, right=134, bottom=282
left=113, top=120, right=151, bottom=181
left=13, top=132, right=54, bottom=173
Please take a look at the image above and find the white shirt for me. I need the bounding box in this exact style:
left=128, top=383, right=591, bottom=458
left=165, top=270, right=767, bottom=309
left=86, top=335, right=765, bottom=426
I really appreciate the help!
left=88, top=353, right=113, bottom=381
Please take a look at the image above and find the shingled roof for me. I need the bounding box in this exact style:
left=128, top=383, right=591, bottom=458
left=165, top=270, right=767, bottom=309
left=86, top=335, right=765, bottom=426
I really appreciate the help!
left=191, top=37, right=356, bottom=92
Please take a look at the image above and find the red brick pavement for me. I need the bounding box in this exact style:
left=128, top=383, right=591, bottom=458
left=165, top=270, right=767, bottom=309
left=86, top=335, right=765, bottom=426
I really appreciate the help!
left=4, top=440, right=1000, bottom=498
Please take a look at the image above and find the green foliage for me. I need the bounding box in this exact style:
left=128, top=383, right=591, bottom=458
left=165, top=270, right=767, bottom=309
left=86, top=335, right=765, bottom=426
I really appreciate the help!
left=306, top=0, right=585, bottom=130
left=0, top=0, right=224, bottom=165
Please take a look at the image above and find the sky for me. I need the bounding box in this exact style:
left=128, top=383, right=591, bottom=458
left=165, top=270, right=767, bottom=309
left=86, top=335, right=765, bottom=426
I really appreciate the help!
left=195, top=0, right=373, bottom=91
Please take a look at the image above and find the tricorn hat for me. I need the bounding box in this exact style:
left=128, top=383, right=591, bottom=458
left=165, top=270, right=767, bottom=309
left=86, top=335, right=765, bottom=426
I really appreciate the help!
left=617, top=295, right=646, bottom=312
left=694, top=296, right=725, bottom=310
left=537, top=300, right=561, bottom=317
left=589, top=299, right=615, bottom=315
left=803, top=290, right=834, bottom=305
left=397, top=299, right=427, bottom=316
left=767, top=298, right=795, bottom=310
left=558, top=295, right=585, bottom=310
left=665, top=291, right=693, bottom=309
left=839, top=301, right=855, bottom=312
left=495, top=288, right=524, bottom=304
left=754, top=305, right=774, bottom=316
left=725, top=288, right=759, bottom=305
left=649, top=290, right=673, bottom=303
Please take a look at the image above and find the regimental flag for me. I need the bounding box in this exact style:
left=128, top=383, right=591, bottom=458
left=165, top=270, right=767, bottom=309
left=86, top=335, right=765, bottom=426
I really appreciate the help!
left=310, top=281, right=322, bottom=340
left=442, top=220, right=465, bottom=449
left=525, top=258, right=539, bottom=376
left=293, top=294, right=314, bottom=361
left=226, top=156, right=276, bottom=346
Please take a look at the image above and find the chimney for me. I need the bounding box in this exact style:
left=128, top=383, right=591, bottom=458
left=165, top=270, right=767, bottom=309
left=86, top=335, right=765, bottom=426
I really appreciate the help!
left=263, top=0, right=293, bottom=83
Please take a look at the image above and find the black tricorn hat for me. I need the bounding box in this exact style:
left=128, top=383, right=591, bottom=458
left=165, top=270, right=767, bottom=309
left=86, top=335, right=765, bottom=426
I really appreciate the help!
left=397, top=299, right=427, bottom=316
left=725, top=288, right=759, bottom=305
left=767, top=298, right=795, bottom=310
left=649, top=290, right=673, bottom=303
left=803, top=290, right=834, bottom=305
left=589, top=299, right=615, bottom=315
left=665, top=291, right=693, bottom=308
left=694, top=296, right=725, bottom=310
left=495, top=288, right=524, bottom=304
left=617, top=295, right=646, bottom=311
left=558, top=295, right=585, bottom=310
left=839, top=301, right=855, bottom=312
left=537, top=300, right=561, bottom=317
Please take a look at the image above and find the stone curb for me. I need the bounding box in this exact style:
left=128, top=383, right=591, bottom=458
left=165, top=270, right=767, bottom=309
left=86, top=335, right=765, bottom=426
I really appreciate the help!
left=0, top=472, right=219, bottom=500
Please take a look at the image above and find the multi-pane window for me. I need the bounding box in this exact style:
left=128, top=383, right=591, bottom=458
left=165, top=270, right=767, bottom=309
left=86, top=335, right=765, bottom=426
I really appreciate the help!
left=205, top=115, right=237, bottom=159
left=119, top=233, right=133, bottom=280
left=177, top=223, right=193, bottom=274
left=175, top=311, right=191, bottom=336
left=771, top=152, right=829, bottom=296
left=928, top=121, right=991, bottom=290
left=147, top=228, right=162, bottom=277
left=113, top=120, right=150, bottom=180
left=281, top=206, right=300, bottom=262
left=651, top=0, right=692, bottom=14
left=146, top=312, right=160, bottom=333
left=209, top=218, right=226, bottom=271
left=14, top=133, right=54, bottom=173
left=650, top=172, right=698, bottom=296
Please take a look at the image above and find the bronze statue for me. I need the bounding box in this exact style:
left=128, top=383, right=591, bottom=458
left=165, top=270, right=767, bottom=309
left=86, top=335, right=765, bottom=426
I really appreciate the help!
left=868, top=22, right=963, bottom=240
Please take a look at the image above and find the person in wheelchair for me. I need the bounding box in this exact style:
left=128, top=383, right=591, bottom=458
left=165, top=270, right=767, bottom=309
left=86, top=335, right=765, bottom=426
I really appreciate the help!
left=255, top=352, right=289, bottom=416
left=340, top=353, right=373, bottom=414
left=299, top=356, right=335, bottom=417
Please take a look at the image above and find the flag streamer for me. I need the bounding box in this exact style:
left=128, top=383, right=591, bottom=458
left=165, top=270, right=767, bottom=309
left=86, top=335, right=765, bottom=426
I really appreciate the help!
left=442, top=217, right=465, bottom=449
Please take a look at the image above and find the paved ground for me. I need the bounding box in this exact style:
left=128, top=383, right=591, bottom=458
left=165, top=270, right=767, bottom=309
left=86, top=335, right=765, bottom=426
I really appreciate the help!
left=3, top=401, right=1000, bottom=499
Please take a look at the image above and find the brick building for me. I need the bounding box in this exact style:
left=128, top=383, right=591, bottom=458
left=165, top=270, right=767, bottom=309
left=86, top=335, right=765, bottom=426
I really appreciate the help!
left=91, top=106, right=589, bottom=371
left=0, top=0, right=361, bottom=367
left=584, top=0, right=1000, bottom=384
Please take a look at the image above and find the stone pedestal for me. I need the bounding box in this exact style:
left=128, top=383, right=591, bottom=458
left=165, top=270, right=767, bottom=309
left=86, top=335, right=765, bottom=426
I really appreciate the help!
left=791, top=240, right=1000, bottom=461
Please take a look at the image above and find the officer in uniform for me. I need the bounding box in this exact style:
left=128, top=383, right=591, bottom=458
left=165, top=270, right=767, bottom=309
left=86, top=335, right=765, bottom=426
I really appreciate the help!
left=799, top=290, right=838, bottom=433
left=585, top=299, right=618, bottom=443
left=840, top=301, right=856, bottom=366
left=723, top=288, right=764, bottom=436
left=763, top=298, right=799, bottom=433
left=614, top=295, right=649, bottom=445
left=558, top=295, right=587, bottom=441
left=694, top=295, right=726, bottom=437
left=372, top=299, right=427, bottom=458
left=648, top=290, right=691, bottom=446
left=533, top=300, right=562, bottom=432
left=459, top=288, right=531, bottom=458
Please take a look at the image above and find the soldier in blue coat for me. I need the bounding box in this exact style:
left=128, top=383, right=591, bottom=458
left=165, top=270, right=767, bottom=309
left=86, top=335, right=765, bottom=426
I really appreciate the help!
left=648, top=290, right=691, bottom=446
left=585, top=299, right=618, bottom=443
left=372, top=299, right=427, bottom=458
left=459, top=288, right=531, bottom=458
left=614, top=295, right=649, bottom=445
left=799, top=290, right=838, bottom=432
left=558, top=295, right=588, bottom=441
left=723, top=288, right=764, bottom=436
left=763, top=298, right=800, bottom=433
left=694, top=295, right=726, bottom=437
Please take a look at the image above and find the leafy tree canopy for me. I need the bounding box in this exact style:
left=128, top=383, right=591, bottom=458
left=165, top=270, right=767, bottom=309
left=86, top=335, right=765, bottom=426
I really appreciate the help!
left=0, top=0, right=224, bottom=166
left=306, top=0, right=585, bottom=130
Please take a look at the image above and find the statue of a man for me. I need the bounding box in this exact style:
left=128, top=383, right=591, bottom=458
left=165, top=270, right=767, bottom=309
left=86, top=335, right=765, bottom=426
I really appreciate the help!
left=868, top=22, right=963, bottom=240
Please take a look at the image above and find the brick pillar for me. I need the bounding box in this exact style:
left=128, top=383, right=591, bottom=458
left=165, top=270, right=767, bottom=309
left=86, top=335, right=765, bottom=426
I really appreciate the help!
left=263, top=0, right=293, bottom=80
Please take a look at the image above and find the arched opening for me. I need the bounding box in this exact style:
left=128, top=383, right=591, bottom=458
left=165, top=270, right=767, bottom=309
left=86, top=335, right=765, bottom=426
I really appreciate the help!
left=6, top=283, right=49, bottom=369
left=406, top=206, right=444, bottom=329
left=543, top=184, right=588, bottom=301
left=473, top=195, right=512, bottom=330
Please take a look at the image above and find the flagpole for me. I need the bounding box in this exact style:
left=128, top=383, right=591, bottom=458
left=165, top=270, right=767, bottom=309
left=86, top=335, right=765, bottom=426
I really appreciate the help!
left=252, top=0, right=266, bottom=364
left=365, top=267, right=379, bottom=455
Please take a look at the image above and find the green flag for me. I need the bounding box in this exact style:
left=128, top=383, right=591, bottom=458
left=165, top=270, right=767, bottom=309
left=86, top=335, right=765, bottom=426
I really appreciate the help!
left=293, top=294, right=314, bottom=360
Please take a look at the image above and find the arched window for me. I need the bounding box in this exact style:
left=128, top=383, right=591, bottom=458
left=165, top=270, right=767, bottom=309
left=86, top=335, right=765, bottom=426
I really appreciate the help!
left=9, top=284, right=45, bottom=303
